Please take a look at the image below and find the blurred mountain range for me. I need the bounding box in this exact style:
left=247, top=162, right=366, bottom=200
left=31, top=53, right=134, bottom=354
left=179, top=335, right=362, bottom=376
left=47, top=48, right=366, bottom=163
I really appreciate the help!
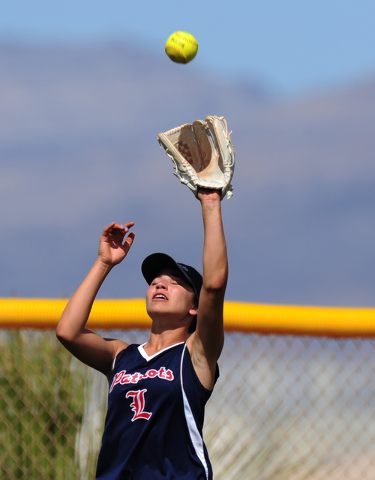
left=1, top=42, right=374, bottom=306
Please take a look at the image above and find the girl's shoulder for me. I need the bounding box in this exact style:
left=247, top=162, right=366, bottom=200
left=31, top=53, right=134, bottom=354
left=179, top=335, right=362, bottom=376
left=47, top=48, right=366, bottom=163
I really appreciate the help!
left=112, top=343, right=139, bottom=366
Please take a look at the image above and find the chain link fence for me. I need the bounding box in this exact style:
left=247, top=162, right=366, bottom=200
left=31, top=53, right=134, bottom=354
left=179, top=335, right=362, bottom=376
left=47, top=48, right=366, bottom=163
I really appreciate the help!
left=1, top=329, right=375, bottom=479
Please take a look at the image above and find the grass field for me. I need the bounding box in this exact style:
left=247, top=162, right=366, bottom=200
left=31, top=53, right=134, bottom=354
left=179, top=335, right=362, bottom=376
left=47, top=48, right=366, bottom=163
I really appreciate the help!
left=0, top=331, right=92, bottom=479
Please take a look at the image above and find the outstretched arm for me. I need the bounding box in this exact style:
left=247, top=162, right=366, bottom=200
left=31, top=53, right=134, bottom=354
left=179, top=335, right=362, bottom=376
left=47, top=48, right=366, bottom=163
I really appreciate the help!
left=188, top=189, right=228, bottom=390
left=56, top=222, right=135, bottom=377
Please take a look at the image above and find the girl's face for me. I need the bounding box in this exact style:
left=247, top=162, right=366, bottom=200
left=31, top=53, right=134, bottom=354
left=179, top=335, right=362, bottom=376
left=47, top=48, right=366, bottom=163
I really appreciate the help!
left=145, top=268, right=197, bottom=322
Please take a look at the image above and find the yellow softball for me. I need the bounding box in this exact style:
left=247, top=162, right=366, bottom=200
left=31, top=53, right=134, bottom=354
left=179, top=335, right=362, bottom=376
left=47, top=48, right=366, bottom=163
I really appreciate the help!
left=165, top=31, right=198, bottom=64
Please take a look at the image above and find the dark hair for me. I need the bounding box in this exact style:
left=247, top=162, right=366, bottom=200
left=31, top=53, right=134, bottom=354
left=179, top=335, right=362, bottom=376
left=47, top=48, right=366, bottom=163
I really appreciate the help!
left=188, top=314, right=197, bottom=334
left=187, top=291, right=199, bottom=334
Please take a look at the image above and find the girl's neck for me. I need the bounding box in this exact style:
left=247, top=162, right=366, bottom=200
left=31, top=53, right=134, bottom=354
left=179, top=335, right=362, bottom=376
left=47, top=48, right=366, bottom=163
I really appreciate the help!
left=143, top=329, right=189, bottom=356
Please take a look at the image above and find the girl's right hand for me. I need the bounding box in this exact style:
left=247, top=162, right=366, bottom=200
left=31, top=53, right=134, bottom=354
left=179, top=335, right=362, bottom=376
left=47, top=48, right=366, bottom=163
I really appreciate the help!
left=98, top=222, right=135, bottom=267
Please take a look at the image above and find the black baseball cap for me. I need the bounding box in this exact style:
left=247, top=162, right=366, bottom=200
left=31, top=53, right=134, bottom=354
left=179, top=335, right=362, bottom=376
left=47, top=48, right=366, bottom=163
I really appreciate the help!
left=141, top=253, right=202, bottom=302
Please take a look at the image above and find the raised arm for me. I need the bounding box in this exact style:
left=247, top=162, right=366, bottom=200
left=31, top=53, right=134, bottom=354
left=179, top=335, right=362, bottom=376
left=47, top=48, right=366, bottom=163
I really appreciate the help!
left=56, top=222, right=135, bottom=377
left=188, top=189, right=228, bottom=390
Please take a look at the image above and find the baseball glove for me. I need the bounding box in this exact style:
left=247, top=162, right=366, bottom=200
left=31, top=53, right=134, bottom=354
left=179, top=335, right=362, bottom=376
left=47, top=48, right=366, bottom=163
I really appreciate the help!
left=157, top=115, right=235, bottom=200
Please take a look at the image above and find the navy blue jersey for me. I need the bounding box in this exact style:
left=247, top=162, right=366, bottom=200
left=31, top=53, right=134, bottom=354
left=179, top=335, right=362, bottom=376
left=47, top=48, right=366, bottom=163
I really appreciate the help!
left=96, top=342, right=219, bottom=480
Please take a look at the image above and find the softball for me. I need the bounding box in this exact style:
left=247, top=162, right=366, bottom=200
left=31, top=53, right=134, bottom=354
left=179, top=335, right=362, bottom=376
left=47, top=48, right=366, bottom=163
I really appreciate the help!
left=165, top=31, right=198, bottom=64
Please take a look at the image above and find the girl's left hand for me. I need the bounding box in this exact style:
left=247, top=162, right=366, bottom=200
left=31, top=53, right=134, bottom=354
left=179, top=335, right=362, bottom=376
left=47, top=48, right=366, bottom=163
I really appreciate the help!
left=98, top=222, right=135, bottom=267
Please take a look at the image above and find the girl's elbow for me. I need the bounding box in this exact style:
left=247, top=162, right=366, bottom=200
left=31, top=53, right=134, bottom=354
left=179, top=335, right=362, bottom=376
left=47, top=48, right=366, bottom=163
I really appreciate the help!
left=204, top=280, right=227, bottom=294
left=204, top=271, right=228, bottom=291
left=56, top=322, right=74, bottom=343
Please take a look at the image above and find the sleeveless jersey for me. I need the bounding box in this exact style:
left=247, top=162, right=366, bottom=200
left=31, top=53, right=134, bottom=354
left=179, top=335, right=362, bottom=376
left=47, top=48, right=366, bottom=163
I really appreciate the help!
left=96, top=342, right=219, bottom=480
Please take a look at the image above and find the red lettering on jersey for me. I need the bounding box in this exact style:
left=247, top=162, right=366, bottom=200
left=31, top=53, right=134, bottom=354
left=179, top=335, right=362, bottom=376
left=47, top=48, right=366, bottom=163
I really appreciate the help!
left=126, top=389, right=152, bottom=421
left=131, top=372, right=140, bottom=383
left=121, top=374, right=131, bottom=384
left=110, top=370, right=125, bottom=392
left=110, top=367, right=174, bottom=393
left=165, top=369, right=174, bottom=381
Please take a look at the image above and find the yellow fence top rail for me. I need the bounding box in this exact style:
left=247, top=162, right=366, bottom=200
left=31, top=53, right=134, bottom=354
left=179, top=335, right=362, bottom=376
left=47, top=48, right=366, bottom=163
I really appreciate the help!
left=0, top=298, right=375, bottom=337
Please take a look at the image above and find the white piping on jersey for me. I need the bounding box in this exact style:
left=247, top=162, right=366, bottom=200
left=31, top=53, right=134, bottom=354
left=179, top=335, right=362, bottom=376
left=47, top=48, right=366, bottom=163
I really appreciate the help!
left=180, top=343, right=209, bottom=480
left=138, top=342, right=185, bottom=361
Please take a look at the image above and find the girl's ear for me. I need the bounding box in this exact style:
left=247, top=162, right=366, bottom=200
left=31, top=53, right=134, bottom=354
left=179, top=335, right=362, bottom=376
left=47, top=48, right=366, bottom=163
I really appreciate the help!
left=189, top=306, right=198, bottom=316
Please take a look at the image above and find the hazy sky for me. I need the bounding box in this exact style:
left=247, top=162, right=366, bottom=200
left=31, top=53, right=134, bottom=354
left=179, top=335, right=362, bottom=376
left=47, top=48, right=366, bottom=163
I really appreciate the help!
left=2, top=0, right=375, bottom=96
